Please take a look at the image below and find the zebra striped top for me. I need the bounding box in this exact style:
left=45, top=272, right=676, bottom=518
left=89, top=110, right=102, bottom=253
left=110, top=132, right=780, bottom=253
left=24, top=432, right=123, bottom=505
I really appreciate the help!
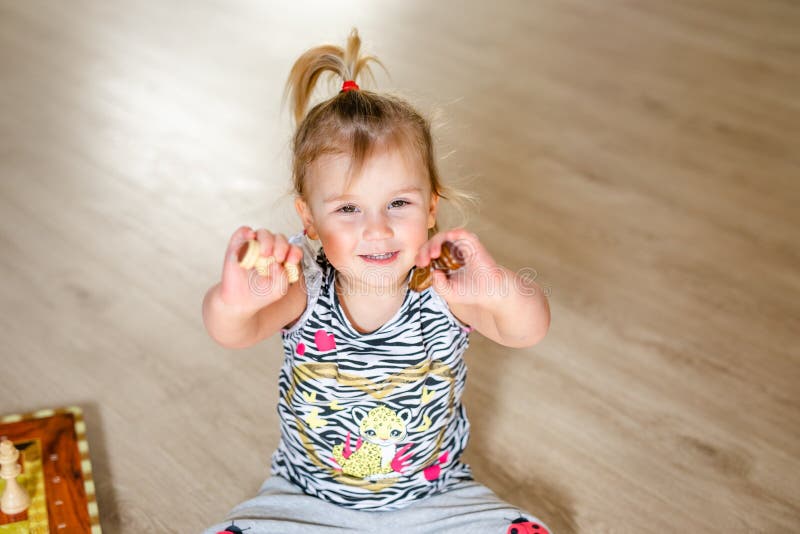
left=271, top=232, right=474, bottom=510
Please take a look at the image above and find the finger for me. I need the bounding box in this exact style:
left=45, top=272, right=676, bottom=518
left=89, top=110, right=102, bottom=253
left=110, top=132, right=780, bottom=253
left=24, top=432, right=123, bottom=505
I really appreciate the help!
left=272, top=233, right=290, bottom=263
left=442, top=228, right=479, bottom=265
left=281, top=244, right=303, bottom=284
left=429, top=232, right=451, bottom=261
left=227, top=226, right=256, bottom=263
left=285, top=243, right=304, bottom=266
left=431, top=227, right=475, bottom=261
left=416, top=232, right=447, bottom=267
left=231, top=225, right=254, bottom=238
left=255, top=228, right=276, bottom=258
left=427, top=231, right=459, bottom=268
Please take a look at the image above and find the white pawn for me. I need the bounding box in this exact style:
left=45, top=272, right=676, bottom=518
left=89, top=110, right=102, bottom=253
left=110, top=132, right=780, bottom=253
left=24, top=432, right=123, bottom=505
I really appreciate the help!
left=0, top=439, right=30, bottom=515
left=237, top=239, right=300, bottom=283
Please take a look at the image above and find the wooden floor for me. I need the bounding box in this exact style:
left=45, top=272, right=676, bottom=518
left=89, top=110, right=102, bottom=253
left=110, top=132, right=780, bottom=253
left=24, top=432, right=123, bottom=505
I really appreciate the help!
left=1, top=1, right=798, bottom=532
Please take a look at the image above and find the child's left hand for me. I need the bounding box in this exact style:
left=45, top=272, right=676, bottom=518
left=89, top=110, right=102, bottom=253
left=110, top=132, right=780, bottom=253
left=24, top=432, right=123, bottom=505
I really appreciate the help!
left=414, top=228, right=507, bottom=308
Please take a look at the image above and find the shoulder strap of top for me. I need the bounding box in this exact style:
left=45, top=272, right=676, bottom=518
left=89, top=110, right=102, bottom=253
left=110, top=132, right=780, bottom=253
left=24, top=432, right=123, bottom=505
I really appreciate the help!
left=287, top=231, right=325, bottom=299
left=281, top=232, right=329, bottom=336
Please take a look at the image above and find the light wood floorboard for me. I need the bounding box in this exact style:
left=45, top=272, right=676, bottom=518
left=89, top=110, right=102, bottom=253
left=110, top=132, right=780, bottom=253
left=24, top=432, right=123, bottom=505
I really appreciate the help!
left=1, top=1, right=798, bottom=532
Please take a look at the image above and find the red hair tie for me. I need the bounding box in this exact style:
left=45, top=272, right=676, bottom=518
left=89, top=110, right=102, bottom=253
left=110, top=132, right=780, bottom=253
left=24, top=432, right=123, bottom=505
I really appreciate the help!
left=341, top=80, right=359, bottom=92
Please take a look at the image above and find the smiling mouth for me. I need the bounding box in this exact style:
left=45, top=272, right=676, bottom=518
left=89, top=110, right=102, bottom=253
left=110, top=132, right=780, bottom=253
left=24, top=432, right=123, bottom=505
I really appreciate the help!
left=359, top=251, right=399, bottom=261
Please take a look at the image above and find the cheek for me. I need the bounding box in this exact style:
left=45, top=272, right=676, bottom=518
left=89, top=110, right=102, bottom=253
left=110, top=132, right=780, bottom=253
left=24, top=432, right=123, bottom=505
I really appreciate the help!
left=319, top=225, right=357, bottom=261
left=393, top=207, right=428, bottom=228
left=395, top=214, right=431, bottom=242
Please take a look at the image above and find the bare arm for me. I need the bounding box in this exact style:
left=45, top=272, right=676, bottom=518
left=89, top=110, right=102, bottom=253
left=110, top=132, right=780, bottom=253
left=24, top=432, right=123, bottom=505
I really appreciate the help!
left=451, top=266, right=550, bottom=348
left=202, top=270, right=307, bottom=349
left=202, top=282, right=260, bottom=349
left=417, top=228, right=550, bottom=349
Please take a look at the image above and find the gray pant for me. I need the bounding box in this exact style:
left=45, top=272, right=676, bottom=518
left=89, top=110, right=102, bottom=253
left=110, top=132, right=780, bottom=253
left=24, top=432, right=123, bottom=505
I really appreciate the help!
left=202, top=475, right=552, bottom=534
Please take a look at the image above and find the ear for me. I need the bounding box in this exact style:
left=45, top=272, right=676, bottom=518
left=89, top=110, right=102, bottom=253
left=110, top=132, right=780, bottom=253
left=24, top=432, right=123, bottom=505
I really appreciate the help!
left=427, top=192, right=439, bottom=230
left=351, top=407, right=367, bottom=426
left=397, top=408, right=412, bottom=424
left=295, top=196, right=319, bottom=240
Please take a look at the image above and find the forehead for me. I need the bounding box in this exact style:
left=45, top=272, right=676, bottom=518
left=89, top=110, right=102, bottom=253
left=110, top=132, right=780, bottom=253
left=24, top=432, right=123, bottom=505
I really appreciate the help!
left=307, top=147, right=429, bottom=202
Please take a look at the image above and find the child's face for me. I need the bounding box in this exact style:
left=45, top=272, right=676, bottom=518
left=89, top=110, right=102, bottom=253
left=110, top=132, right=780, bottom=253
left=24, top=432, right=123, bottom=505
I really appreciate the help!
left=295, top=148, right=438, bottom=294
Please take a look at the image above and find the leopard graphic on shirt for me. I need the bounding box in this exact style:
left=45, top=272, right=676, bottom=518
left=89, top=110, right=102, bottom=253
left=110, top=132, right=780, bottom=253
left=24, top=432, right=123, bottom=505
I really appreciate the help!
left=271, top=232, right=474, bottom=511
left=331, top=405, right=412, bottom=479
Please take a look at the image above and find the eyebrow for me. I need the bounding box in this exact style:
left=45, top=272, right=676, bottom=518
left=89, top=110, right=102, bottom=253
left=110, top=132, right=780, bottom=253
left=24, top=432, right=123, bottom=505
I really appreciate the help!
left=323, top=186, right=424, bottom=204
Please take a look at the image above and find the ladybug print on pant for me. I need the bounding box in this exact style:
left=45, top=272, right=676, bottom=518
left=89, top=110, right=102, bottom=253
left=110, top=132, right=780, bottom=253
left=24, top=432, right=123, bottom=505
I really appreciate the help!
left=506, top=515, right=551, bottom=534
left=217, top=521, right=251, bottom=533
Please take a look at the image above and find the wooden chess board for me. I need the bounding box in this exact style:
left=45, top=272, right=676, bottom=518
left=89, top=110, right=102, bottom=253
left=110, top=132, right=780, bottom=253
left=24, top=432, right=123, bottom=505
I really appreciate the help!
left=0, top=408, right=101, bottom=534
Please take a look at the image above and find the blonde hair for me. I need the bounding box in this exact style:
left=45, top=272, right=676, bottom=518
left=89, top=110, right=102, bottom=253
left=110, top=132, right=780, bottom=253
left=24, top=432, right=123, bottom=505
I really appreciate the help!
left=284, top=28, right=475, bottom=236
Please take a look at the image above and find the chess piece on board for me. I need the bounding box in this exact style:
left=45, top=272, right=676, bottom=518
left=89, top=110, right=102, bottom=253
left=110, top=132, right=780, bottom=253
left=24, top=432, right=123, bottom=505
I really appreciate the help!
left=0, top=438, right=30, bottom=515
left=237, top=239, right=300, bottom=283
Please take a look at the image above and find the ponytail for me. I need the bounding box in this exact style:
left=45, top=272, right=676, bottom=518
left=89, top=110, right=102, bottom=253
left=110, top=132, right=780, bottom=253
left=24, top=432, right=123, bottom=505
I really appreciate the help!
left=284, top=28, right=383, bottom=124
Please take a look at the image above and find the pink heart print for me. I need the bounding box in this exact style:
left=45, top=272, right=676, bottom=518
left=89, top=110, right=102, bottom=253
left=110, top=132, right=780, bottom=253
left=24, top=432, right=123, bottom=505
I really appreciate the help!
left=296, top=343, right=306, bottom=356
left=314, top=329, right=336, bottom=352
left=424, top=451, right=449, bottom=481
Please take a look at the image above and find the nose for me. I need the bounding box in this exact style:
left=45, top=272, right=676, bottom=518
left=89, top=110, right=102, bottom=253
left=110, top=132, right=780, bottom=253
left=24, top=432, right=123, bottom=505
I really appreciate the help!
left=363, top=211, right=393, bottom=241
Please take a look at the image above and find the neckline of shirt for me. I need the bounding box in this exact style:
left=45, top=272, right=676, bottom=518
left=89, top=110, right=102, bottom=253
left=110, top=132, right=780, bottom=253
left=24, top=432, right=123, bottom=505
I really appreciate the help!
left=329, top=266, right=415, bottom=337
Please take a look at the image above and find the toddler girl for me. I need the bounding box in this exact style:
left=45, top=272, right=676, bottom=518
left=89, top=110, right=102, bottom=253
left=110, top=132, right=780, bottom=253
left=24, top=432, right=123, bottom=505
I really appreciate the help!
left=202, top=29, right=551, bottom=534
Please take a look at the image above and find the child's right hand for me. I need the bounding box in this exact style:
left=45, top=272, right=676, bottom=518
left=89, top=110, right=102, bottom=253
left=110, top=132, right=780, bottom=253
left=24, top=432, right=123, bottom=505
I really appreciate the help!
left=218, top=226, right=304, bottom=314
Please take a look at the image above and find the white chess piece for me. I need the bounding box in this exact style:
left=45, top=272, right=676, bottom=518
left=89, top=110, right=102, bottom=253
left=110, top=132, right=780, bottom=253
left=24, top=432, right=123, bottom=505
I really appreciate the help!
left=0, top=439, right=30, bottom=515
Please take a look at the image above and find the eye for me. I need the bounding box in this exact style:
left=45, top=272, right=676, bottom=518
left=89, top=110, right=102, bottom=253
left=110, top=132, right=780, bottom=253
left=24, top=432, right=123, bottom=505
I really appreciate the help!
left=336, top=204, right=358, bottom=214
left=366, top=429, right=376, bottom=437
left=390, top=429, right=401, bottom=437
left=390, top=199, right=410, bottom=209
